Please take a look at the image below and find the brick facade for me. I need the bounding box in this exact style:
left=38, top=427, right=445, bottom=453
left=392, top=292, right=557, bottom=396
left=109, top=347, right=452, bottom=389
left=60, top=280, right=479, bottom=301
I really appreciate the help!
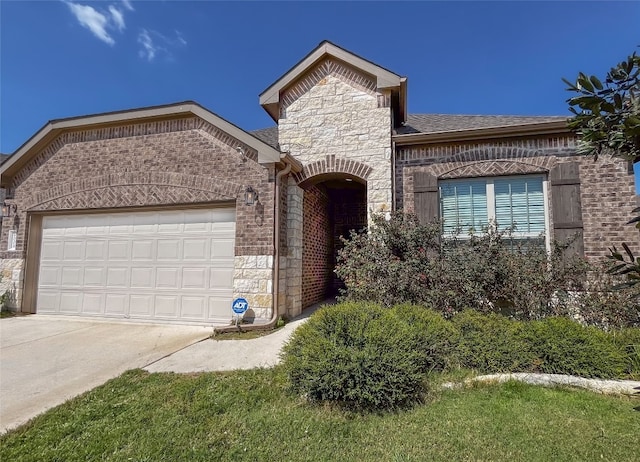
left=302, top=184, right=332, bottom=308
left=1, top=117, right=276, bottom=313
left=2, top=41, right=637, bottom=322
left=397, top=135, right=638, bottom=259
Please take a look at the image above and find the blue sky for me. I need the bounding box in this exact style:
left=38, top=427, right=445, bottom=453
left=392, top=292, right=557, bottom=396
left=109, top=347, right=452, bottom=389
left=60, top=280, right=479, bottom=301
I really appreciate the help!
left=1, top=1, right=639, bottom=190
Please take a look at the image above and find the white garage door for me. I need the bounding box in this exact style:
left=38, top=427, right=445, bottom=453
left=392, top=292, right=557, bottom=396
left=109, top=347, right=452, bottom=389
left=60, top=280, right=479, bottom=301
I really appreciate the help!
left=37, top=208, right=236, bottom=324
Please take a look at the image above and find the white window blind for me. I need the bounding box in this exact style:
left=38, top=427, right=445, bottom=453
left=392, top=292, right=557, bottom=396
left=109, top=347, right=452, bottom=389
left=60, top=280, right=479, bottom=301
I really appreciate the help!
left=440, top=175, right=547, bottom=242
left=440, top=179, right=487, bottom=235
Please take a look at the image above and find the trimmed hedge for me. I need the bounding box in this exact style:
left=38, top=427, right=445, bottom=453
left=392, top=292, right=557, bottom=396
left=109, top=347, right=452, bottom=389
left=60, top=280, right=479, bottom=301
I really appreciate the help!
left=282, top=303, right=640, bottom=410
left=281, top=302, right=430, bottom=410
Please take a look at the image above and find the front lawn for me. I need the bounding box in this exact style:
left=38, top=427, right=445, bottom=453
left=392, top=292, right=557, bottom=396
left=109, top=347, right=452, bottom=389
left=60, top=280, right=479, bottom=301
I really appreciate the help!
left=1, top=368, right=638, bottom=461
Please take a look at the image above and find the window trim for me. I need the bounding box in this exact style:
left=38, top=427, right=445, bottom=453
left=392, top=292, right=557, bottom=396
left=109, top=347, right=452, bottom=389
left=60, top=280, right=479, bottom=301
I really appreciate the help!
left=439, top=174, right=550, bottom=252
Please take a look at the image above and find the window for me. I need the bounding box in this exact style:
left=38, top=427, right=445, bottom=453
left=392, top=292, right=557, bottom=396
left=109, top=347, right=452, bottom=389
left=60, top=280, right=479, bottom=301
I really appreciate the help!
left=7, top=229, right=16, bottom=251
left=439, top=175, right=548, bottom=246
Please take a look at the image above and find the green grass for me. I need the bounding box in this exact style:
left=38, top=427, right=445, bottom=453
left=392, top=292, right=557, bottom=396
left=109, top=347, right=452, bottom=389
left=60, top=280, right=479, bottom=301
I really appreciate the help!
left=1, top=368, right=638, bottom=462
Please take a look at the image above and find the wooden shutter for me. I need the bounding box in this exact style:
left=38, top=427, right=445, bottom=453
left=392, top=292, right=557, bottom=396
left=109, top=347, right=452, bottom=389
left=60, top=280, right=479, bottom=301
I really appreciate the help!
left=550, top=162, right=584, bottom=257
left=414, top=172, right=439, bottom=224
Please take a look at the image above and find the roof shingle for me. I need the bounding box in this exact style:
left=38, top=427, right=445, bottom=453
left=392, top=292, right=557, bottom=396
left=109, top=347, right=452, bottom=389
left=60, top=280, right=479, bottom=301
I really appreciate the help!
left=397, top=114, right=567, bottom=135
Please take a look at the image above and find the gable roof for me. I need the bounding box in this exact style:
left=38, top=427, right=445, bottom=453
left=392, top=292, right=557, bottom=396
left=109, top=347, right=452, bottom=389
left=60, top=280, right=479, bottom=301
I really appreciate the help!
left=1, top=101, right=297, bottom=184
left=259, top=40, right=407, bottom=123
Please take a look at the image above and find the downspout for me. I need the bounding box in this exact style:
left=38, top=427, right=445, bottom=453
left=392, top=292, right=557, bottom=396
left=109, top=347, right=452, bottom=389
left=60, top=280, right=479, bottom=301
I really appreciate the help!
left=215, top=160, right=292, bottom=333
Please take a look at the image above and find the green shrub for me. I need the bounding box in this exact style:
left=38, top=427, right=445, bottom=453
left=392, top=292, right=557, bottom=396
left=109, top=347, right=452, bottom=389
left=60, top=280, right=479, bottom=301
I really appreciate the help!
left=452, top=310, right=536, bottom=373
left=611, top=328, right=640, bottom=380
left=451, top=311, right=630, bottom=379
left=390, top=304, right=460, bottom=372
left=281, top=302, right=429, bottom=410
left=525, top=317, right=628, bottom=378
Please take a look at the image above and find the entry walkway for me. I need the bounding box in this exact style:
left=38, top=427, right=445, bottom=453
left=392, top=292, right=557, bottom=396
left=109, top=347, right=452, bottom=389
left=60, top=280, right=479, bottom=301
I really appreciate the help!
left=144, top=303, right=321, bottom=373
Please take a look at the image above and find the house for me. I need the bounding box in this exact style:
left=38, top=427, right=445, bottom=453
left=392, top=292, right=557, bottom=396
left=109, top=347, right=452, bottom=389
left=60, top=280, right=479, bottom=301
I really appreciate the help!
left=0, top=41, right=636, bottom=325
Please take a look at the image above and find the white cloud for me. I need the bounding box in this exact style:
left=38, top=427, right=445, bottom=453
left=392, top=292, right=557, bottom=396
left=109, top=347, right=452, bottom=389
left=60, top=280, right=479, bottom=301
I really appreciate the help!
left=121, top=0, right=134, bottom=11
left=138, top=29, right=156, bottom=61
left=108, top=5, right=125, bottom=32
left=175, top=30, right=187, bottom=46
left=65, top=2, right=114, bottom=45
left=137, top=29, right=187, bottom=62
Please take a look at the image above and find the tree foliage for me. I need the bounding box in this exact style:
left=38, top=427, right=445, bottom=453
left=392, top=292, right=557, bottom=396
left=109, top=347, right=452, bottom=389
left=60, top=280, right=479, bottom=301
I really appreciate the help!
left=564, top=50, right=640, bottom=295
left=563, top=51, right=640, bottom=161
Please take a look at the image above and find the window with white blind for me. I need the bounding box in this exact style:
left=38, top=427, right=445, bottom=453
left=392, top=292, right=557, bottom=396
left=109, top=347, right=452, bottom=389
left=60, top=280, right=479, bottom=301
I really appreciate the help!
left=439, top=175, right=548, bottom=246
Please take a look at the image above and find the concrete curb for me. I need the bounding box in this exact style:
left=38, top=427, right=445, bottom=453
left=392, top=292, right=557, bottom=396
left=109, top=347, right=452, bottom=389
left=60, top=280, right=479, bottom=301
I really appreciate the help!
left=442, top=373, right=640, bottom=395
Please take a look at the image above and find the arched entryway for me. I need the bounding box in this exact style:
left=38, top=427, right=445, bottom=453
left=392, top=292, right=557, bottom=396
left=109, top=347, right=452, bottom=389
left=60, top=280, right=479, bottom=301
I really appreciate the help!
left=300, top=173, right=367, bottom=308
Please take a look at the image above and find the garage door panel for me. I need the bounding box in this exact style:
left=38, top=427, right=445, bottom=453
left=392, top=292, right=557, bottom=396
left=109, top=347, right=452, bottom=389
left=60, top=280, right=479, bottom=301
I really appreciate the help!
left=82, top=293, right=104, bottom=314
left=39, top=266, right=61, bottom=286
left=156, top=268, right=179, bottom=288
left=155, top=295, right=179, bottom=317
left=61, top=267, right=83, bottom=286
left=212, top=240, right=234, bottom=258
left=182, top=268, right=207, bottom=289
left=210, top=269, right=233, bottom=289
left=63, top=241, right=84, bottom=260
left=37, top=291, right=60, bottom=313
left=129, top=295, right=153, bottom=317
left=131, top=240, right=154, bottom=261
left=83, top=267, right=105, bottom=286
left=59, top=293, right=82, bottom=314
left=209, top=296, right=231, bottom=319
left=131, top=267, right=155, bottom=289
left=105, top=293, right=128, bottom=315
left=157, top=239, right=181, bottom=260
left=183, top=238, right=209, bottom=260
left=38, top=208, right=236, bottom=324
left=108, top=241, right=130, bottom=260
left=85, top=240, right=107, bottom=260
left=106, top=267, right=129, bottom=288
left=41, top=241, right=63, bottom=260
left=181, top=296, right=206, bottom=319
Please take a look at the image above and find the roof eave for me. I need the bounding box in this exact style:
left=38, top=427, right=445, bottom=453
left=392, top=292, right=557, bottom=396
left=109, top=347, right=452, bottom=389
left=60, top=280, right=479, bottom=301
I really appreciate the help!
left=393, top=120, right=571, bottom=146
left=259, top=40, right=404, bottom=118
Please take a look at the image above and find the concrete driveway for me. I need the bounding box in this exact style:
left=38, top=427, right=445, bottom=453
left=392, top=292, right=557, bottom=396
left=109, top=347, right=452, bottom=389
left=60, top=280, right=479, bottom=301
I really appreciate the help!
left=0, top=315, right=211, bottom=433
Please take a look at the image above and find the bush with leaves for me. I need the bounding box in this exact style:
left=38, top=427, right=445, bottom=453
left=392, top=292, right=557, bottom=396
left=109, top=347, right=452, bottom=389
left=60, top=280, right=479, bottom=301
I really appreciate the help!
left=336, top=212, right=636, bottom=326
left=564, top=50, right=640, bottom=299
left=281, top=302, right=430, bottom=410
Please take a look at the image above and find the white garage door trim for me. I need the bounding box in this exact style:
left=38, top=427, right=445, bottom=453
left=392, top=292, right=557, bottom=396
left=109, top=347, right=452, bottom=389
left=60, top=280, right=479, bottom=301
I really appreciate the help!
left=37, top=208, right=236, bottom=324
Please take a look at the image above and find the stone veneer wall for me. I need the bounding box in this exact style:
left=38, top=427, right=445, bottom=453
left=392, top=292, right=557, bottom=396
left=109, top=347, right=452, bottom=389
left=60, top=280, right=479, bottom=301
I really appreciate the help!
left=302, top=185, right=332, bottom=308
left=233, top=255, right=273, bottom=321
left=278, top=58, right=394, bottom=313
left=396, top=135, right=638, bottom=260
left=278, top=58, right=394, bottom=216
left=285, top=178, right=304, bottom=318
left=0, top=259, right=23, bottom=310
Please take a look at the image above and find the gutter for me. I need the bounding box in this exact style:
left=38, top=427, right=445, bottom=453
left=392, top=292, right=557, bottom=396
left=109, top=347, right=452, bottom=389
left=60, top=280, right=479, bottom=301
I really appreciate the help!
left=214, top=159, right=293, bottom=334
left=393, top=120, right=570, bottom=146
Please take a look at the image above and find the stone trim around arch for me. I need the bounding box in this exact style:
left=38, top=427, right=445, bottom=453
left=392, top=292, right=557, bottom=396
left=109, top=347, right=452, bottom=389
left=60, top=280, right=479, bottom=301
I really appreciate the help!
left=292, top=155, right=373, bottom=185
left=24, top=171, right=243, bottom=211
